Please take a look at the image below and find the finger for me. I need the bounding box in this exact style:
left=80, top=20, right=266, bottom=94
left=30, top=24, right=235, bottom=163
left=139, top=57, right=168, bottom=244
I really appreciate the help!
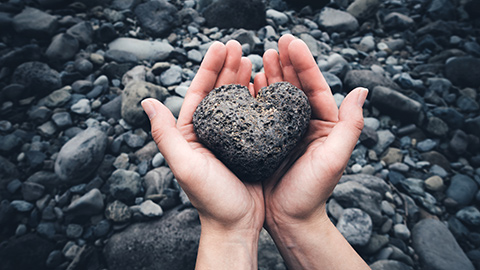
left=263, top=49, right=284, bottom=85
left=288, top=39, right=339, bottom=122
left=248, top=82, right=255, bottom=96
left=278, top=34, right=301, bottom=89
left=215, top=40, right=243, bottom=88
left=177, top=42, right=226, bottom=127
left=142, top=98, right=199, bottom=179
left=321, top=88, right=368, bottom=167
left=254, top=73, right=267, bottom=96
left=236, top=57, right=252, bottom=87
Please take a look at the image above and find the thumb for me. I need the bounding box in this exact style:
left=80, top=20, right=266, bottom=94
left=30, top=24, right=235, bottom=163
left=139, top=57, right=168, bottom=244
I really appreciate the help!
left=322, top=88, right=368, bottom=164
left=141, top=98, right=197, bottom=177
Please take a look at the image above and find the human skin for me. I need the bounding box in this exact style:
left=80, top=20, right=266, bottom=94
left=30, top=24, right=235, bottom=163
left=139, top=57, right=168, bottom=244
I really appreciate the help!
left=141, top=35, right=370, bottom=269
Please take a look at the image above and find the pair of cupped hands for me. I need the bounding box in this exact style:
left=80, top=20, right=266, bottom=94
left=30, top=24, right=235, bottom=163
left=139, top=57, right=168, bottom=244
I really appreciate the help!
left=141, top=34, right=369, bottom=269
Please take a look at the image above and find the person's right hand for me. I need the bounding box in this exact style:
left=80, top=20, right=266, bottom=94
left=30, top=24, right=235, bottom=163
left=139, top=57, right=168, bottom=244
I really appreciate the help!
left=255, top=34, right=370, bottom=269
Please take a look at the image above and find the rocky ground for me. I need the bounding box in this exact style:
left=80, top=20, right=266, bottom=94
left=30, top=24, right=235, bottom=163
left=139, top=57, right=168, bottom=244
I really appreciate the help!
left=0, top=0, right=479, bottom=269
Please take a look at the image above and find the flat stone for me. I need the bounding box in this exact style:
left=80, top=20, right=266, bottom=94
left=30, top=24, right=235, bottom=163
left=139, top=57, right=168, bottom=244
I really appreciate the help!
left=412, top=219, right=474, bottom=270
left=108, top=38, right=174, bottom=61
left=193, top=82, right=310, bottom=182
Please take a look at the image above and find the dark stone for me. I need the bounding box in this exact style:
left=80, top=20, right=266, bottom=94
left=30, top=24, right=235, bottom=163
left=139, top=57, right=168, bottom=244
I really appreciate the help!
left=45, top=33, right=79, bottom=62
left=134, top=0, right=179, bottom=37
left=383, top=12, right=414, bottom=30
left=97, top=23, right=118, bottom=43
left=344, top=70, right=400, bottom=92
left=0, top=44, right=42, bottom=68
left=25, top=150, right=46, bottom=169
left=465, top=116, right=480, bottom=137
left=22, top=182, right=45, bottom=201
left=12, top=7, right=58, bottom=37
left=360, top=126, right=378, bottom=148
left=54, top=127, right=108, bottom=185
left=26, top=171, right=60, bottom=191
left=420, top=151, right=450, bottom=171
left=427, top=0, right=456, bottom=20
left=104, top=207, right=200, bottom=270
left=284, top=0, right=329, bottom=9
left=449, top=129, right=468, bottom=155
left=370, top=260, right=413, bottom=270
left=203, top=0, right=266, bottom=30
left=193, top=82, right=311, bottom=182
left=412, top=219, right=474, bottom=270
left=66, top=21, right=94, bottom=45
left=333, top=178, right=384, bottom=225
left=431, top=107, right=464, bottom=129
left=104, top=50, right=139, bottom=64
left=100, top=95, right=122, bottom=120
left=0, top=155, right=19, bottom=198
left=0, top=233, right=54, bottom=270
left=121, top=81, right=169, bottom=126
left=446, top=174, right=478, bottom=207
left=12, top=61, right=61, bottom=98
left=445, top=57, right=480, bottom=88
left=370, top=86, right=423, bottom=124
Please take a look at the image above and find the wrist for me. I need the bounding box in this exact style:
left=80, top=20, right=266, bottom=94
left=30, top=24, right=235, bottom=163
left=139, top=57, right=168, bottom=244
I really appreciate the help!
left=196, top=223, right=260, bottom=270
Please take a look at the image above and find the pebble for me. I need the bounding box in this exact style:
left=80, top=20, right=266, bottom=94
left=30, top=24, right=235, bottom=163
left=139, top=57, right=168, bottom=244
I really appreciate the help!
left=336, top=208, right=373, bottom=246
left=10, top=200, right=34, bottom=212
left=393, top=224, right=411, bottom=240
left=424, top=175, right=444, bottom=191
left=138, top=200, right=163, bottom=218
left=456, top=206, right=480, bottom=226
left=152, top=152, right=165, bottom=167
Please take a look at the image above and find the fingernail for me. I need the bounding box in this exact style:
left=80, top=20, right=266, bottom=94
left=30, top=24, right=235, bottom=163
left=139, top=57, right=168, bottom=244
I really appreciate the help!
left=357, top=88, right=368, bottom=107
left=141, top=99, right=157, bottom=119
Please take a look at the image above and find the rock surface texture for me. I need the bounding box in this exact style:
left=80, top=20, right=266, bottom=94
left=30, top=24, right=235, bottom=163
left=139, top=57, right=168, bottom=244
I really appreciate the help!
left=193, top=82, right=311, bottom=182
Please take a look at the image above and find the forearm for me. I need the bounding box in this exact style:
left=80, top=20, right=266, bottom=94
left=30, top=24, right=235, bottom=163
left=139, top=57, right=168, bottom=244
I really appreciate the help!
left=195, top=226, right=260, bottom=270
left=266, top=213, right=371, bottom=270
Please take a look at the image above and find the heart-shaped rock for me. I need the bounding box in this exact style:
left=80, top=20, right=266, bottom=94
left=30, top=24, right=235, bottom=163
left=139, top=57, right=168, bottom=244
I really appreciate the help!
left=193, top=82, right=311, bottom=182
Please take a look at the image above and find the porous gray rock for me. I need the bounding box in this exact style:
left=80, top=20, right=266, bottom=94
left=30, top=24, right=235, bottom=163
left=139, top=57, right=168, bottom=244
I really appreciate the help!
left=193, top=82, right=311, bottom=182
left=103, top=207, right=200, bottom=270
left=412, top=218, right=474, bottom=270
left=12, top=61, right=61, bottom=98
left=54, top=127, right=108, bottom=184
